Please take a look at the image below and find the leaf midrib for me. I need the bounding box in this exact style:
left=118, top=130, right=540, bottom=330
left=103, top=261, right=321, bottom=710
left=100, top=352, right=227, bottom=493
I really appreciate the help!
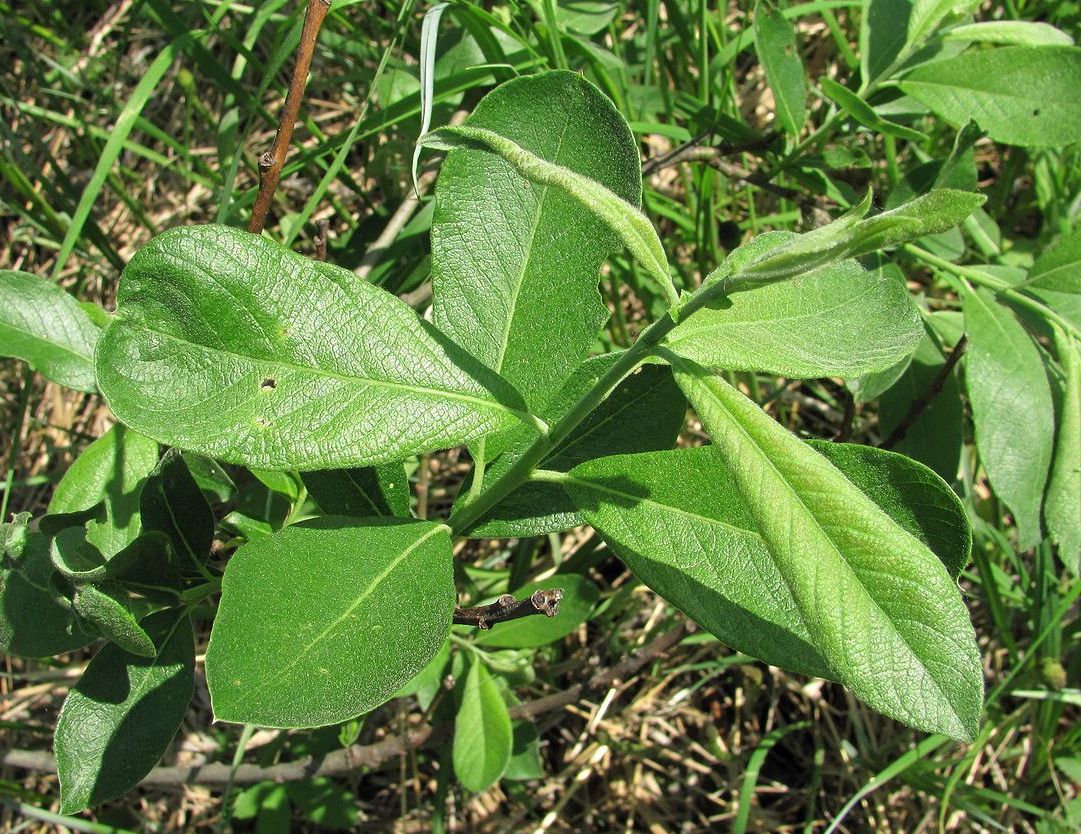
left=691, top=373, right=965, bottom=725
left=112, top=321, right=531, bottom=424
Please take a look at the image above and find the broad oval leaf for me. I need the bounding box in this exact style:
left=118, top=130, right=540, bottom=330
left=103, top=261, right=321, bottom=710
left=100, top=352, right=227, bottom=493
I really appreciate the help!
left=0, top=269, right=100, bottom=392
left=754, top=1, right=807, bottom=136
left=453, top=659, right=513, bottom=792
left=565, top=441, right=968, bottom=678
left=565, top=448, right=832, bottom=678
left=429, top=70, right=644, bottom=447
left=56, top=610, right=195, bottom=814
left=667, top=232, right=923, bottom=378
left=964, top=288, right=1054, bottom=549
left=671, top=360, right=982, bottom=740
left=96, top=224, right=532, bottom=470
left=205, top=516, right=455, bottom=728
left=899, top=46, right=1081, bottom=147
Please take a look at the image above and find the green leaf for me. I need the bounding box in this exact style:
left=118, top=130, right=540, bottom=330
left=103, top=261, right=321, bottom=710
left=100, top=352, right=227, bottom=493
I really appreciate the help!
left=964, top=288, right=1054, bottom=549
left=907, top=0, right=981, bottom=47
left=302, top=464, right=411, bottom=519
left=711, top=190, right=984, bottom=292
left=806, top=441, right=971, bottom=578
left=565, top=448, right=831, bottom=678
left=422, top=125, right=673, bottom=304
left=1046, top=329, right=1080, bottom=574
left=139, top=449, right=215, bottom=576
left=504, top=720, right=544, bottom=781
left=429, top=71, right=644, bottom=448
left=0, top=270, right=100, bottom=392
left=667, top=233, right=923, bottom=378
left=51, top=528, right=180, bottom=602
left=96, top=224, right=533, bottom=470
left=453, top=658, right=513, bottom=792
left=288, top=778, right=359, bottom=829
left=1024, top=226, right=1081, bottom=330
left=819, top=77, right=928, bottom=143
left=860, top=0, right=915, bottom=84
left=474, top=574, right=599, bottom=648
left=900, top=46, right=1081, bottom=147
left=753, top=1, right=807, bottom=135
left=466, top=363, right=686, bottom=537
left=71, top=584, right=156, bottom=658
left=671, top=361, right=982, bottom=740
left=48, top=425, right=160, bottom=558
left=877, top=325, right=964, bottom=481
left=56, top=610, right=195, bottom=814
left=1, top=532, right=95, bottom=658
left=943, top=21, right=1075, bottom=47
left=205, top=517, right=455, bottom=728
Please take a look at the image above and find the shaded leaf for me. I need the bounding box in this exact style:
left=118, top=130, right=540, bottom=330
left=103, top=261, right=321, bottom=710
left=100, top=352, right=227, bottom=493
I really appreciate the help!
left=0, top=269, right=99, bottom=392
left=877, top=326, right=964, bottom=481
left=453, top=659, right=512, bottom=792
left=964, top=288, right=1054, bottom=548
left=302, top=464, right=411, bottom=519
left=205, top=517, right=454, bottom=728
left=96, top=224, right=533, bottom=470
left=56, top=610, right=194, bottom=813
left=47, top=425, right=160, bottom=558
left=0, top=532, right=95, bottom=657
left=467, top=363, right=686, bottom=536
left=1046, top=329, right=1080, bottom=574
left=139, top=448, right=215, bottom=575
left=754, top=1, right=807, bottom=135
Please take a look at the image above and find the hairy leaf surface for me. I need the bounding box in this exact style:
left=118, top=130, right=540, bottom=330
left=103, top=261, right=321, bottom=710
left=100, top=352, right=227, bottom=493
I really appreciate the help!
left=205, top=517, right=454, bottom=728
left=671, top=362, right=982, bottom=740
left=96, top=225, right=531, bottom=470
left=429, top=70, right=642, bottom=445
left=666, top=233, right=923, bottom=378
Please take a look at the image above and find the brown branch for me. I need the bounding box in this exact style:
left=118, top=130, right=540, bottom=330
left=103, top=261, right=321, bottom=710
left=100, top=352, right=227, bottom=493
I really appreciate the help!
left=0, top=624, right=689, bottom=786
left=881, top=335, right=968, bottom=450
left=453, top=589, right=563, bottom=629
left=246, top=0, right=331, bottom=235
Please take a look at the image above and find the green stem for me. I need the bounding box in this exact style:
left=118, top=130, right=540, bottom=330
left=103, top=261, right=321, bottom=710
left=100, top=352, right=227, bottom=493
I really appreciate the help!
left=904, top=244, right=1081, bottom=340
left=448, top=312, right=681, bottom=534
